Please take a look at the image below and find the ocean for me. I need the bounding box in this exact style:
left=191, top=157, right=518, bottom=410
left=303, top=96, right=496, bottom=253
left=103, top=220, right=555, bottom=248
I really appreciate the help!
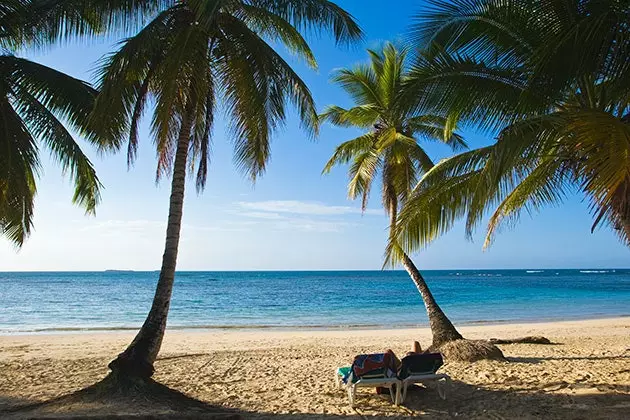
left=0, top=270, right=628, bottom=334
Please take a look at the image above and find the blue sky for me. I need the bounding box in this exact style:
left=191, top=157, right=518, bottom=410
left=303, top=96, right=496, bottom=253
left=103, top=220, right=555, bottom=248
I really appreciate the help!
left=1, top=0, right=629, bottom=271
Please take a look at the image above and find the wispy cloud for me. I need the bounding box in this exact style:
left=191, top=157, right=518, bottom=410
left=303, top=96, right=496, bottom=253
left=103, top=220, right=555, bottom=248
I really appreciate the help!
left=80, top=219, right=255, bottom=236
left=238, top=211, right=285, bottom=220
left=230, top=200, right=381, bottom=233
left=236, top=200, right=381, bottom=216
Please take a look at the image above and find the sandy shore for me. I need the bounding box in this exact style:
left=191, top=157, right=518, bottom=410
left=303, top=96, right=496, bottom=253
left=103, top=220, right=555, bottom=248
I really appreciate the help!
left=1, top=318, right=629, bottom=418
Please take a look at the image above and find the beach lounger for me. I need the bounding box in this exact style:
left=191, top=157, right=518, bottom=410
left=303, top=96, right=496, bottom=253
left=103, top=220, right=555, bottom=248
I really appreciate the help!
left=398, top=353, right=450, bottom=403
left=334, top=352, right=401, bottom=406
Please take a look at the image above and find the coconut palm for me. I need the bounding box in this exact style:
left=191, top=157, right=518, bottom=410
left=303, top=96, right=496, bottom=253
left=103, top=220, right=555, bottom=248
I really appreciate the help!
left=321, top=43, right=467, bottom=349
left=391, top=0, right=630, bottom=257
left=0, top=0, right=107, bottom=246
left=91, top=0, right=362, bottom=379
left=0, top=0, right=170, bottom=246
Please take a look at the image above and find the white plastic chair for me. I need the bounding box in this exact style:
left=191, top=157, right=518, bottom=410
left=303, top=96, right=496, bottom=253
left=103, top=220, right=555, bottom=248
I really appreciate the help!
left=399, top=372, right=450, bottom=403
left=335, top=367, right=401, bottom=406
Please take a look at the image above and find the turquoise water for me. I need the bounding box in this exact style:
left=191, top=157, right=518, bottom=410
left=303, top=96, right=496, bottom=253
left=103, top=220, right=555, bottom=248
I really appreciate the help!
left=0, top=270, right=629, bottom=334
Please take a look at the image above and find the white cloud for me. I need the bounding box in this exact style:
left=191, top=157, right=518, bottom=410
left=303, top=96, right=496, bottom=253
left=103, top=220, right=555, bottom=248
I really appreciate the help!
left=79, top=219, right=164, bottom=233
left=236, top=200, right=382, bottom=216
left=271, top=218, right=356, bottom=233
left=239, top=211, right=285, bottom=220
left=79, top=219, right=256, bottom=236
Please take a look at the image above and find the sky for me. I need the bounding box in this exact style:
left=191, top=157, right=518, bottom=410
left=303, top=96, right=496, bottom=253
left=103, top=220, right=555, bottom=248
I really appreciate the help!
left=1, top=0, right=629, bottom=271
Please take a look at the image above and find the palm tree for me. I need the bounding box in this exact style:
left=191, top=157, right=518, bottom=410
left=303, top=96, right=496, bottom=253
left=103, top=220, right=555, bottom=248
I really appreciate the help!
left=392, top=0, right=630, bottom=256
left=91, top=0, right=362, bottom=380
left=0, top=0, right=169, bottom=246
left=321, top=43, right=467, bottom=349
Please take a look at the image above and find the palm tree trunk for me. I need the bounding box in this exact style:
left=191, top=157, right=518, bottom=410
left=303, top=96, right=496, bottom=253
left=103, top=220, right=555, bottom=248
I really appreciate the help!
left=399, top=253, right=463, bottom=348
left=388, top=200, right=462, bottom=349
left=108, top=104, right=195, bottom=379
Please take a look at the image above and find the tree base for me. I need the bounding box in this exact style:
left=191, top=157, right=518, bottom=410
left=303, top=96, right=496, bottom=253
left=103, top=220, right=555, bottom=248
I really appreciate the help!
left=108, top=351, right=155, bottom=379
left=488, top=336, right=552, bottom=345
left=3, top=373, right=241, bottom=419
left=433, top=339, right=506, bottom=362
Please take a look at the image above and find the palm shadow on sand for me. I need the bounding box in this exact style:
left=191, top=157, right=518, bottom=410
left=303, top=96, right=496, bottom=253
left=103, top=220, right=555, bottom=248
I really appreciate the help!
left=2, top=374, right=630, bottom=419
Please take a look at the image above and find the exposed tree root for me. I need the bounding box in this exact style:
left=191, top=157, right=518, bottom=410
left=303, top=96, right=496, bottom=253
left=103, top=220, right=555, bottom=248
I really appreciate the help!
left=3, top=373, right=240, bottom=419
left=436, top=339, right=506, bottom=362
left=488, top=336, right=553, bottom=345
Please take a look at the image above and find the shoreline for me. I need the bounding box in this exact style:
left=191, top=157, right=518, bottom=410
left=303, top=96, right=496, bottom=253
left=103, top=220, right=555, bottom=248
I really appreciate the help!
left=1, top=314, right=629, bottom=336
left=1, top=317, right=628, bottom=351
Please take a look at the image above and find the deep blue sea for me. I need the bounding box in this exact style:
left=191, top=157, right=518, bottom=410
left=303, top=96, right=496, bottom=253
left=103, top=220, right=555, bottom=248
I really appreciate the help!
left=0, top=270, right=629, bottom=334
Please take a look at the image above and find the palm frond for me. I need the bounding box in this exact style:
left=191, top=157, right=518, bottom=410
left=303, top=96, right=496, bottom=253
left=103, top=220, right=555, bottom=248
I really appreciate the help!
left=216, top=12, right=317, bottom=181
left=5, top=55, right=101, bottom=143
left=14, top=86, right=102, bottom=213
left=251, top=0, right=363, bottom=45
left=237, top=3, right=318, bottom=69
left=331, top=65, right=383, bottom=109
left=322, top=133, right=376, bottom=174
left=0, top=92, right=38, bottom=246
left=319, top=104, right=379, bottom=129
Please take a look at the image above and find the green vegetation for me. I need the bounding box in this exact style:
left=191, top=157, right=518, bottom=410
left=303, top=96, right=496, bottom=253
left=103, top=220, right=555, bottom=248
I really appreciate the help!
left=2, top=0, right=629, bottom=380
left=321, top=43, right=465, bottom=349
left=0, top=1, right=167, bottom=246
left=391, top=0, right=630, bottom=258
left=0, top=1, right=102, bottom=246
left=89, top=0, right=362, bottom=379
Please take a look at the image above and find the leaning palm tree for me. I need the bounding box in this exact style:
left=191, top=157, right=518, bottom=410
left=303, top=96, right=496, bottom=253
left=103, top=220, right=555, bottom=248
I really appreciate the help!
left=0, top=0, right=169, bottom=246
left=91, top=0, right=362, bottom=380
left=392, top=0, right=630, bottom=257
left=321, top=43, right=471, bottom=350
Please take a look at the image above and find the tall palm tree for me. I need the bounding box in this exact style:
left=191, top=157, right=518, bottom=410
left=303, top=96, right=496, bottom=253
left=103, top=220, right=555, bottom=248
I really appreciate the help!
left=91, top=0, right=362, bottom=379
left=321, top=43, right=466, bottom=349
left=0, top=0, right=168, bottom=246
left=391, top=0, right=630, bottom=256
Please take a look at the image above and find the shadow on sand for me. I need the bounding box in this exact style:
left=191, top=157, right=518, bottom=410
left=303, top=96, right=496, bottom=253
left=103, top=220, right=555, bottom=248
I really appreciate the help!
left=1, top=373, right=629, bottom=420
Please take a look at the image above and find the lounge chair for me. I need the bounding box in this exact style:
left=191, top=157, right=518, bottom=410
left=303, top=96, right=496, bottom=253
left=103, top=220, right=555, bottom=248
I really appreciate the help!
left=334, top=352, right=401, bottom=406
left=397, top=353, right=449, bottom=403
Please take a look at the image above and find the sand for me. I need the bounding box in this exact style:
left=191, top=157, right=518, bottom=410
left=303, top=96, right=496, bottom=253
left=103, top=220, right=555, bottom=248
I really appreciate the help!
left=0, top=318, right=629, bottom=419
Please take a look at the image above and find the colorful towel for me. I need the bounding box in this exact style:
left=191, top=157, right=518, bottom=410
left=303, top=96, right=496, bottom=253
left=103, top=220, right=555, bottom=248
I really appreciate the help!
left=343, top=352, right=400, bottom=384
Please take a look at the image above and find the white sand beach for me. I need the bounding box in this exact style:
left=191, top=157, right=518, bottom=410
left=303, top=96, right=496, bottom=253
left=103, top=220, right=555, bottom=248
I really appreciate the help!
left=0, top=317, right=629, bottom=418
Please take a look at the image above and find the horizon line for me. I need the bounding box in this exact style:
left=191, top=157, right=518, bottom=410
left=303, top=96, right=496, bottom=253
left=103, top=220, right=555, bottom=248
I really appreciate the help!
left=1, top=267, right=628, bottom=273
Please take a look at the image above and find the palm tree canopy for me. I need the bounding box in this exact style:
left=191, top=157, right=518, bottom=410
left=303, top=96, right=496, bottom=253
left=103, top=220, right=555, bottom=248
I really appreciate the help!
left=0, top=1, right=140, bottom=246
left=91, top=0, right=362, bottom=186
left=321, top=42, right=465, bottom=220
left=391, top=0, right=630, bottom=259
left=1, top=1, right=173, bottom=50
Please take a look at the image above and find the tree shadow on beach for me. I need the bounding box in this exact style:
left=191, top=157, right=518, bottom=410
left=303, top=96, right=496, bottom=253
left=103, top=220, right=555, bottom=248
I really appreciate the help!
left=2, top=376, right=630, bottom=420
left=508, top=355, right=630, bottom=364
left=0, top=375, right=240, bottom=420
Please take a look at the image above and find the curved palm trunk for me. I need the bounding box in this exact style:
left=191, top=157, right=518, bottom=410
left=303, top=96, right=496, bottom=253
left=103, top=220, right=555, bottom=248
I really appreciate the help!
left=108, top=105, right=195, bottom=379
left=399, top=253, right=463, bottom=348
left=389, top=200, right=462, bottom=348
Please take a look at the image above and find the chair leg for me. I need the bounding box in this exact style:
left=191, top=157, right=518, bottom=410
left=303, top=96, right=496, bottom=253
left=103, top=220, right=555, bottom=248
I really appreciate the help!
left=389, top=384, right=397, bottom=406
left=335, top=371, right=343, bottom=390
left=394, top=382, right=402, bottom=406
left=437, top=378, right=448, bottom=400
left=400, top=381, right=408, bottom=404
left=347, top=384, right=355, bottom=406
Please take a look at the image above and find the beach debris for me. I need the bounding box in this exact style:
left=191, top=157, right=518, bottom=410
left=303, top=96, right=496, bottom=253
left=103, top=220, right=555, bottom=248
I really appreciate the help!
left=438, top=339, right=506, bottom=362
left=487, top=336, right=552, bottom=345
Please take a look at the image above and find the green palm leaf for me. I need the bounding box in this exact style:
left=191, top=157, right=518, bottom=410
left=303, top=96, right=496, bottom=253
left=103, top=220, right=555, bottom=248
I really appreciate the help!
left=395, top=0, right=630, bottom=257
